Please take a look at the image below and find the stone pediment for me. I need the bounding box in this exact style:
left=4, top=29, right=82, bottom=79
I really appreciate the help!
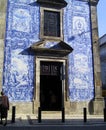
left=30, top=40, right=73, bottom=56
left=37, top=0, right=67, bottom=8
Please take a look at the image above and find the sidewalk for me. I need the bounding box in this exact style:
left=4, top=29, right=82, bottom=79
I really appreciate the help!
left=1, top=114, right=105, bottom=126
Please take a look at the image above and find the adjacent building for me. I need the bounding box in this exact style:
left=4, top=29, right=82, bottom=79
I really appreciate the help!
left=0, top=0, right=104, bottom=115
left=99, top=34, right=106, bottom=96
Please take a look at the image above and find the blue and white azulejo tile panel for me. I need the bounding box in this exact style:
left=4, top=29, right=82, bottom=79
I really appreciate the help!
left=3, top=0, right=40, bottom=101
left=64, top=0, right=94, bottom=101
left=3, top=0, right=94, bottom=102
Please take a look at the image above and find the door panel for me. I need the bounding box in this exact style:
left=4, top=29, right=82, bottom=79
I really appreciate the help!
left=40, top=61, right=63, bottom=111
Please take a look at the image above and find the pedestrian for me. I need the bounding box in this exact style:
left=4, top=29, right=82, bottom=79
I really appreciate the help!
left=0, top=91, right=9, bottom=126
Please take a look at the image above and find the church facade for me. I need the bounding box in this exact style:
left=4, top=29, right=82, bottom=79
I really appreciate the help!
left=0, top=0, right=104, bottom=115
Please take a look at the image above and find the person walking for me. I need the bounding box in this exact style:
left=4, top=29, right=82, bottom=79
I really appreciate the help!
left=0, top=91, right=9, bottom=126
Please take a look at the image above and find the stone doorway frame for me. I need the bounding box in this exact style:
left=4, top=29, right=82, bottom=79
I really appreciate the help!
left=33, top=56, right=68, bottom=114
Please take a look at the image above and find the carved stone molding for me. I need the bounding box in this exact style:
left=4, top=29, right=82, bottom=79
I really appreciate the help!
left=37, top=0, right=67, bottom=8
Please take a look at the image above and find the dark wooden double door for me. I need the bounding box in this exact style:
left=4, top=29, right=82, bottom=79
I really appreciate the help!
left=40, top=61, right=63, bottom=111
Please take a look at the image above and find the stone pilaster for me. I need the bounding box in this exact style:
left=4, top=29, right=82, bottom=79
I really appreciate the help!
left=0, top=0, right=7, bottom=91
left=90, top=0, right=104, bottom=114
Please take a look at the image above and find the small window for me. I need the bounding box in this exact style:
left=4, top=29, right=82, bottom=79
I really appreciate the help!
left=40, top=8, right=63, bottom=40
left=44, top=10, right=60, bottom=37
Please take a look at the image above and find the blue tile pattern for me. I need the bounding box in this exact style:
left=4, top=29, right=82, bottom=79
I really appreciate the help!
left=3, top=0, right=94, bottom=101
left=64, top=0, right=94, bottom=101
left=3, top=0, right=40, bottom=101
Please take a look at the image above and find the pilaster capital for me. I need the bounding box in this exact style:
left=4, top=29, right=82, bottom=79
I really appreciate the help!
left=89, top=0, right=99, bottom=6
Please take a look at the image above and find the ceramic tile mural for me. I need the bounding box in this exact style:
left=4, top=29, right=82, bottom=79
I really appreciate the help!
left=3, top=0, right=94, bottom=101
left=3, top=0, right=40, bottom=101
left=64, top=0, right=94, bottom=101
